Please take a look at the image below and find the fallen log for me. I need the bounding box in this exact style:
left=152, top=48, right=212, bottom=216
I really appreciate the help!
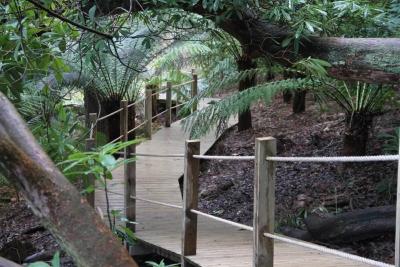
left=304, top=205, right=395, bottom=243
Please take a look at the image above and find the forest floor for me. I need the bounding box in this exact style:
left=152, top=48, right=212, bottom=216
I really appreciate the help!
left=198, top=94, right=399, bottom=264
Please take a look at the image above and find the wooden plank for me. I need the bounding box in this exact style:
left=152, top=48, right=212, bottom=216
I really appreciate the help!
left=182, top=140, right=200, bottom=258
left=95, top=98, right=371, bottom=267
left=254, top=137, right=276, bottom=267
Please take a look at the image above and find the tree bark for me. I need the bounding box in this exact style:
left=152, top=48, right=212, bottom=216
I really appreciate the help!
left=342, top=112, right=374, bottom=156
left=282, top=92, right=292, bottom=103
left=292, top=90, right=307, bottom=113
left=0, top=93, right=138, bottom=267
left=237, top=54, right=256, bottom=131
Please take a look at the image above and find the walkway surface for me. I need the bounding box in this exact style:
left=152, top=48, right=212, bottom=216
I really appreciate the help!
left=96, top=99, right=370, bottom=267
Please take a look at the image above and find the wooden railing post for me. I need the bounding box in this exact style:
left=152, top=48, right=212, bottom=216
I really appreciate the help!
left=145, top=85, right=152, bottom=139
left=182, top=140, right=200, bottom=258
left=253, top=137, right=276, bottom=267
left=85, top=138, right=95, bottom=207
left=121, top=100, right=136, bottom=232
left=395, top=136, right=400, bottom=267
left=165, top=82, right=172, bottom=127
left=89, top=113, right=97, bottom=141
left=191, top=70, right=198, bottom=112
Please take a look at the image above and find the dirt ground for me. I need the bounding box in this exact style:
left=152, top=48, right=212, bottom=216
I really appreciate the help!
left=198, top=94, right=399, bottom=264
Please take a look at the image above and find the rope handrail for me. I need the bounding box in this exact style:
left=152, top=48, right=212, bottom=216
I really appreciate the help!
left=193, top=155, right=255, bottom=160
left=152, top=109, right=168, bottom=120
left=127, top=120, right=147, bottom=135
left=266, top=155, right=400, bottom=162
left=190, top=209, right=253, bottom=231
left=264, top=233, right=393, bottom=267
left=127, top=97, right=145, bottom=108
left=171, top=80, right=193, bottom=89
left=171, top=101, right=189, bottom=110
left=189, top=154, right=400, bottom=162
left=151, top=86, right=169, bottom=96
left=130, top=195, right=182, bottom=209
left=107, top=135, right=123, bottom=144
left=97, top=107, right=123, bottom=122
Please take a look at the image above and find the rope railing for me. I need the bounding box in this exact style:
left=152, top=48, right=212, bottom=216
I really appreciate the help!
left=127, top=97, right=145, bottom=109
left=152, top=109, right=168, bottom=120
left=97, top=107, right=123, bottom=122
left=171, top=101, right=189, bottom=110
left=108, top=135, right=123, bottom=144
left=127, top=120, right=148, bottom=135
left=264, top=233, right=394, bottom=267
left=170, top=80, right=193, bottom=89
left=190, top=209, right=253, bottom=231
left=131, top=195, right=182, bottom=209
left=151, top=86, right=169, bottom=96
left=266, top=155, right=400, bottom=162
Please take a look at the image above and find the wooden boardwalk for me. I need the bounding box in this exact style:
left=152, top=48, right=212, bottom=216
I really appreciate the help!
left=95, top=99, right=371, bottom=267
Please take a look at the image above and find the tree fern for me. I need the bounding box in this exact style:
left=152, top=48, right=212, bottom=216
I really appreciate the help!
left=182, top=78, right=312, bottom=138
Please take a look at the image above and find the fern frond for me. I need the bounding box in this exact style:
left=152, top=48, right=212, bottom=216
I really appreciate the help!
left=182, top=78, right=312, bottom=138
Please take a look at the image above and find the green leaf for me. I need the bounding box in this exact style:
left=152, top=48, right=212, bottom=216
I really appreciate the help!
left=99, top=154, right=117, bottom=168
left=89, top=5, right=97, bottom=21
left=51, top=251, right=61, bottom=267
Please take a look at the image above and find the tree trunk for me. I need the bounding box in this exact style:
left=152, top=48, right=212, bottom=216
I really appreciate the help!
left=304, top=206, right=395, bottom=243
left=0, top=93, right=138, bottom=267
left=84, top=90, right=122, bottom=143
left=342, top=112, right=373, bottom=156
left=292, top=90, right=307, bottom=113
left=282, top=92, right=292, bottom=103
left=89, top=2, right=400, bottom=83
left=237, top=54, right=256, bottom=131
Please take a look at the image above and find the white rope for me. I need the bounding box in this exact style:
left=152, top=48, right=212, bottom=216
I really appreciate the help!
left=266, top=155, right=400, bottom=162
left=127, top=98, right=145, bottom=108
left=264, top=233, right=394, bottom=267
left=127, top=120, right=147, bottom=134
left=152, top=109, right=168, bottom=120
left=130, top=195, right=182, bottom=209
left=190, top=209, right=253, bottom=231
left=107, top=135, right=123, bottom=144
left=193, top=155, right=255, bottom=160
left=97, top=107, right=123, bottom=121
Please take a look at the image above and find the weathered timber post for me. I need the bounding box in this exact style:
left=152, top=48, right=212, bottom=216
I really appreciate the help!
left=191, top=70, right=198, bottom=113
left=165, top=82, right=172, bottom=127
left=89, top=113, right=97, bottom=141
left=85, top=138, right=95, bottom=207
left=121, top=100, right=136, bottom=232
left=145, top=85, right=152, bottom=139
left=182, top=140, right=200, bottom=260
left=254, top=137, right=276, bottom=267
left=395, top=135, right=400, bottom=267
